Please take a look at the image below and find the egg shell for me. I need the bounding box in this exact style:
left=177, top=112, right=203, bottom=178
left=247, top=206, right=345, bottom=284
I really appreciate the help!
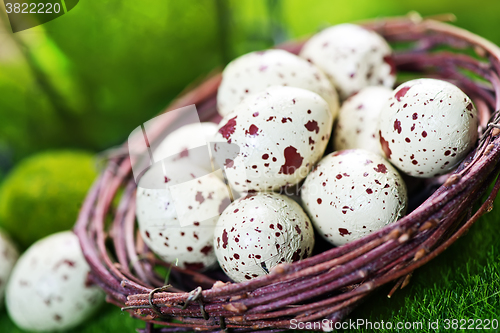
left=334, top=86, right=393, bottom=155
left=0, top=230, right=18, bottom=306
left=301, top=149, right=407, bottom=246
left=214, top=86, right=333, bottom=193
left=6, top=231, right=104, bottom=331
left=378, top=78, right=478, bottom=177
left=300, top=23, right=395, bottom=100
left=136, top=160, right=231, bottom=271
left=153, top=122, right=218, bottom=174
left=217, top=49, right=339, bottom=118
left=214, top=192, right=314, bottom=282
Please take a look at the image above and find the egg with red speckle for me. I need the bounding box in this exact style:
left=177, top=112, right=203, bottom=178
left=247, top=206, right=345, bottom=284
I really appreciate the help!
left=334, top=86, right=393, bottom=154
left=378, top=78, right=478, bottom=177
left=154, top=122, right=218, bottom=174
left=217, top=49, right=339, bottom=119
left=301, top=149, right=407, bottom=246
left=214, top=86, right=333, bottom=194
left=5, top=231, right=104, bottom=331
left=136, top=159, right=231, bottom=271
left=300, top=23, right=395, bottom=100
left=0, top=230, right=18, bottom=305
left=214, top=192, right=314, bottom=282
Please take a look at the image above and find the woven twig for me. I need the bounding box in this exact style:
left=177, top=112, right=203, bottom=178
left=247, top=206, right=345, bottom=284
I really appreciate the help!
left=75, top=14, right=500, bottom=332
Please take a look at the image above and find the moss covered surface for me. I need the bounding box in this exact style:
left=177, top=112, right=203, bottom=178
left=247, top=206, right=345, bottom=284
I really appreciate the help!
left=0, top=151, right=97, bottom=249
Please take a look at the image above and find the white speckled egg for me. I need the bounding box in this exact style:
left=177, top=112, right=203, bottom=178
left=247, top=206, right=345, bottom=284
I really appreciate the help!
left=6, top=231, right=104, bottom=331
left=214, top=192, right=314, bottom=282
left=217, top=49, right=339, bottom=119
left=334, top=86, right=393, bottom=155
left=300, top=23, right=396, bottom=100
left=301, top=149, right=407, bottom=246
left=136, top=160, right=231, bottom=271
left=0, top=230, right=18, bottom=305
left=378, top=78, right=478, bottom=177
left=153, top=122, right=218, bottom=173
left=214, top=86, right=333, bottom=194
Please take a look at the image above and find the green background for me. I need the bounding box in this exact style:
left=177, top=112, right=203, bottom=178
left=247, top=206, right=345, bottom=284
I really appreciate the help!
left=0, top=0, right=499, bottom=332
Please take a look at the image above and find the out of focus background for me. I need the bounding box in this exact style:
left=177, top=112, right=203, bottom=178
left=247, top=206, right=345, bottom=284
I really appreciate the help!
left=0, top=1, right=499, bottom=332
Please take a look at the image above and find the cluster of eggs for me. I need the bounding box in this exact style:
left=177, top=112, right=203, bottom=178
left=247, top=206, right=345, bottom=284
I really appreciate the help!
left=136, top=24, right=478, bottom=283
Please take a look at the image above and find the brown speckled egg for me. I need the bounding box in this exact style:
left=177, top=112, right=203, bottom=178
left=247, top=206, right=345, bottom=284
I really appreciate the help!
left=334, top=86, right=393, bottom=155
left=6, top=231, right=104, bottom=331
left=214, top=86, right=333, bottom=194
left=378, top=79, right=478, bottom=177
left=136, top=160, right=231, bottom=271
left=217, top=49, right=339, bottom=118
left=301, top=149, right=407, bottom=246
left=0, top=230, right=18, bottom=305
left=214, top=192, right=314, bottom=282
left=300, top=23, right=395, bottom=100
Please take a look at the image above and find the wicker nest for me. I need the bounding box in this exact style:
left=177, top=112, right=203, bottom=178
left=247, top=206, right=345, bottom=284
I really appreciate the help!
left=75, top=14, right=500, bottom=332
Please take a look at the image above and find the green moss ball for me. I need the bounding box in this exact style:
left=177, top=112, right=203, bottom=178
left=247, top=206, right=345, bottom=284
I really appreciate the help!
left=0, top=151, right=97, bottom=249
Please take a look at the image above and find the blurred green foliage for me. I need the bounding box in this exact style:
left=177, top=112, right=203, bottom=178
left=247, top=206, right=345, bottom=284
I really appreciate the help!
left=0, top=151, right=97, bottom=249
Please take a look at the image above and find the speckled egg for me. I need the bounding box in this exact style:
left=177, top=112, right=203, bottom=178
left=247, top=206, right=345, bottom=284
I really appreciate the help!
left=301, top=149, right=407, bottom=246
left=378, top=78, right=478, bottom=177
left=334, top=86, right=393, bottom=155
left=214, top=192, right=314, bottom=282
left=217, top=49, right=339, bottom=118
left=5, top=231, right=104, bottom=331
left=300, top=23, right=396, bottom=100
left=0, top=230, right=18, bottom=305
left=214, top=86, right=333, bottom=194
left=153, top=122, right=218, bottom=173
left=136, top=159, right=231, bottom=271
